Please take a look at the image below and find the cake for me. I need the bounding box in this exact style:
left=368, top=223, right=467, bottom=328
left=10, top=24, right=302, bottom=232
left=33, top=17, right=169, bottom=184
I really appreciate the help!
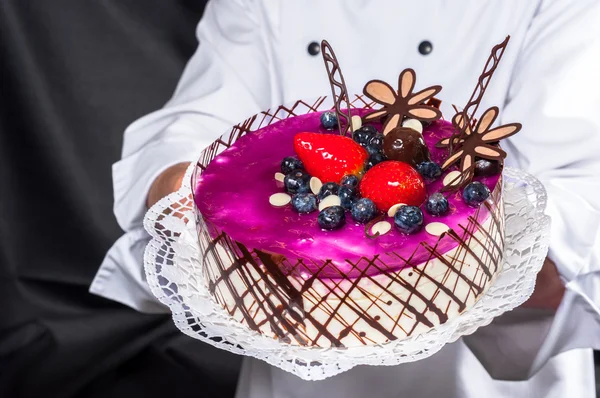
left=192, top=38, right=520, bottom=347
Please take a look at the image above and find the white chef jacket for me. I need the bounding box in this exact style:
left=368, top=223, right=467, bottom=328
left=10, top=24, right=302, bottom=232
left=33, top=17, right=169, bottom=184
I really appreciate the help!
left=90, top=0, right=600, bottom=397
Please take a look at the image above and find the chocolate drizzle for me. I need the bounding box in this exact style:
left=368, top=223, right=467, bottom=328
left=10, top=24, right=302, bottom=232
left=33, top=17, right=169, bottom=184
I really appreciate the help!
left=191, top=96, right=505, bottom=347
left=321, top=40, right=353, bottom=136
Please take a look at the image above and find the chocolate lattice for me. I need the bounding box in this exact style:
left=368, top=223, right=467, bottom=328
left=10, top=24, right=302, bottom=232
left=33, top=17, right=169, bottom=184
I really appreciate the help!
left=191, top=95, right=504, bottom=348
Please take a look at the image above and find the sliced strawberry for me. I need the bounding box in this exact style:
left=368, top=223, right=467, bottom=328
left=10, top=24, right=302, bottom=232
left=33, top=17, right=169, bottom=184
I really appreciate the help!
left=359, top=161, right=426, bottom=212
left=294, top=132, right=368, bottom=183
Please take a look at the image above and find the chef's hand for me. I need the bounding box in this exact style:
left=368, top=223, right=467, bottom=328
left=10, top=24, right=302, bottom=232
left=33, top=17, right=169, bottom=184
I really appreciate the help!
left=146, top=162, right=191, bottom=208
left=520, top=257, right=565, bottom=311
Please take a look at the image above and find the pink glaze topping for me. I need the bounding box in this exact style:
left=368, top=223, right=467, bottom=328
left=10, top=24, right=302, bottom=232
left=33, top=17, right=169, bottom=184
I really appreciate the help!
left=194, top=110, right=500, bottom=277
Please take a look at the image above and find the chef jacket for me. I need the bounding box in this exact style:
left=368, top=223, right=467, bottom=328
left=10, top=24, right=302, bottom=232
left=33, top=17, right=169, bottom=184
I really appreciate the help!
left=90, top=0, right=600, bottom=397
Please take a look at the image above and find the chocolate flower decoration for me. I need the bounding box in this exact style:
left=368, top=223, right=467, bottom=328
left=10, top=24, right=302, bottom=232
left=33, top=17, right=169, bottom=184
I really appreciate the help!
left=435, top=111, right=473, bottom=150
left=441, top=106, right=521, bottom=189
left=363, top=69, right=442, bottom=135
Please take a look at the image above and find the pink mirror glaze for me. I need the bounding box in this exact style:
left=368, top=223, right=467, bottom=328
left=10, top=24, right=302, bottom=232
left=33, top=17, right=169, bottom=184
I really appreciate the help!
left=194, top=110, right=500, bottom=278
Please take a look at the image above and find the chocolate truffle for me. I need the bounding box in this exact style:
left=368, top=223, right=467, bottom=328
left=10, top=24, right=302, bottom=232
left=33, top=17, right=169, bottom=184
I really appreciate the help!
left=382, top=127, right=430, bottom=167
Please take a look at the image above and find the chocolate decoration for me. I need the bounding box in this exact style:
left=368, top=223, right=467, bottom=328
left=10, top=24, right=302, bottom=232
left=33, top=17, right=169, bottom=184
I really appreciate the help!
left=426, top=97, right=442, bottom=109
left=321, top=40, right=353, bottom=136
left=364, top=214, right=387, bottom=239
left=442, top=36, right=510, bottom=156
left=382, top=127, right=430, bottom=167
left=441, top=106, right=521, bottom=190
left=435, top=112, right=472, bottom=149
left=362, top=69, right=443, bottom=135
left=421, top=98, right=441, bottom=128
left=192, top=96, right=505, bottom=347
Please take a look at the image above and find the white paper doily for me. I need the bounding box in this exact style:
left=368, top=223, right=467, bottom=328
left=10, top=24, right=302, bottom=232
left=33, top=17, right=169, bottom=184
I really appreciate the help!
left=143, top=165, right=550, bottom=381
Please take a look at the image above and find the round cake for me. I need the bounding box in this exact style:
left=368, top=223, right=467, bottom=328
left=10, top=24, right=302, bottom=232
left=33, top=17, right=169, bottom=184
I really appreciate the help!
left=193, top=107, right=505, bottom=347
left=192, top=39, right=521, bottom=348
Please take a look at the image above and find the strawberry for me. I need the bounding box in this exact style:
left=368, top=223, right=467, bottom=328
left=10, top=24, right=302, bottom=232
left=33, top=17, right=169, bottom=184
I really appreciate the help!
left=294, top=132, right=368, bottom=183
left=359, top=161, right=426, bottom=212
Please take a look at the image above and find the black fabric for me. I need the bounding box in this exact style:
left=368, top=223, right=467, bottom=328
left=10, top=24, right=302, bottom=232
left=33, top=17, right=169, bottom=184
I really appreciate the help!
left=0, top=1, right=241, bottom=397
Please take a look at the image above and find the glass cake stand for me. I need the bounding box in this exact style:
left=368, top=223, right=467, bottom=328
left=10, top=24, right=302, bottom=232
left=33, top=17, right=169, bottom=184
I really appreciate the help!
left=143, top=160, right=550, bottom=381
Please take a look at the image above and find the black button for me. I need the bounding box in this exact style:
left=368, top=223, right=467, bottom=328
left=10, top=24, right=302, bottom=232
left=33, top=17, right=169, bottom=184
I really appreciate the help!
left=418, top=40, right=433, bottom=55
left=307, top=41, right=320, bottom=56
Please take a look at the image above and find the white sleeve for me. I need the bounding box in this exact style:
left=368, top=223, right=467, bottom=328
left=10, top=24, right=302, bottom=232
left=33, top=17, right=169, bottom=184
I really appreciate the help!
left=464, top=0, right=600, bottom=380
left=90, top=0, right=277, bottom=311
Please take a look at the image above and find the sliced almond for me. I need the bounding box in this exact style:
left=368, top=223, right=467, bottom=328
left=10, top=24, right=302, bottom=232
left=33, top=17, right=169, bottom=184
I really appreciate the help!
left=402, top=118, right=423, bottom=134
left=371, top=221, right=392, bottom=236
left=443, top=170, right=462, bottom=187
left=318, top=195, right=341, bottom=211
left=425, top=222, right=450, bottom=236
left=387, top=203, right=407, bottom=217
left=269, top=193, right=291, bottom=207
left=274, top=172, right=285, bottom=182
left=310, top=177, right=323, bottom=195
left=351, top=115, right=362, bottom=132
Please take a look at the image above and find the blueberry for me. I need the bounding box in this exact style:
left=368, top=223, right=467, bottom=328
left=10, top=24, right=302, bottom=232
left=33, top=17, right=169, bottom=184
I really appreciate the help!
left=320, top=111, right=338, bottom=130
left=394, top=205, right=424, bottom=234
left=365, top=145, right=382, bottom=156
left=474, top=159, right=501, bottom=176
left=340, top=175, right=359, bottom=188
left=359, top=124, right=378, bottom=135
left=364, top=152, right=387, bottom=171
left=291, top=193, right=318, bottom=214
left=318, top=205, right=346, bottom=230
left=426, top=192, right=449, bottom=216
left=351, top=198, right=378, bottom=223
left=463, top=181, right=490, bottom=206
left=353, top=126, right=376, bottom=146
left=416, top=161, right=442, bottom=180
left=338, top=185, right=358, bottom=209
left=368, top=133, right=384, bottom=149
left=284, top=169, right=311, bottom=194
left=318, top=182, right=340, bottom=200
left=281, top=157, right=304, bottom=174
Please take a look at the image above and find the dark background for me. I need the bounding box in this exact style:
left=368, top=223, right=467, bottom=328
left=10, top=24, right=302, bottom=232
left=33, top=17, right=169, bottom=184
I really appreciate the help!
left=0, top=1, right=598, bottom=397
left=0, top=1, right=241, bottom=397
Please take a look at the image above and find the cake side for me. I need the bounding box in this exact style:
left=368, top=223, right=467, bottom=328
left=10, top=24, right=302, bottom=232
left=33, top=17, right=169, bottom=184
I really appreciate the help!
left=198, top=177, right=503, bottom=347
